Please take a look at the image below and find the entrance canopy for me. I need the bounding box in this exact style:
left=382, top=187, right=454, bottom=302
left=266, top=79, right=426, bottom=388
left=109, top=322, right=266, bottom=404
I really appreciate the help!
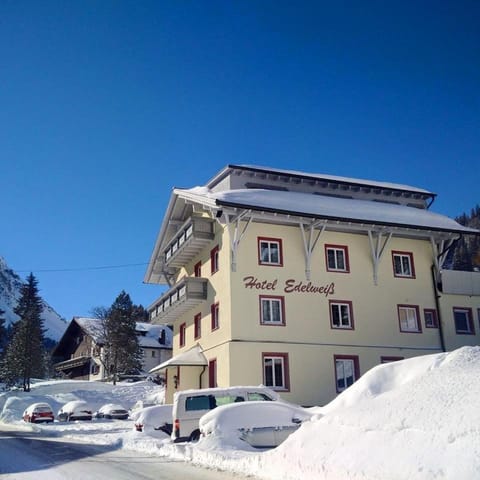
left=149, top=345, right=207, bottom=374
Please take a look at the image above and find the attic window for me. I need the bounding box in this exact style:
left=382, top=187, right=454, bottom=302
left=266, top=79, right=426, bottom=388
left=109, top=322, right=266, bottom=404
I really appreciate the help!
left=159, top=330, right=166, bottom=345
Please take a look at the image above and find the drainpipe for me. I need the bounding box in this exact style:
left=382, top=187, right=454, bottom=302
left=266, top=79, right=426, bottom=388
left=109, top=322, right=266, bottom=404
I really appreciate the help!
left=199, top=365, right=206, bottom=389
left=431, top=265, right=446, bottom=352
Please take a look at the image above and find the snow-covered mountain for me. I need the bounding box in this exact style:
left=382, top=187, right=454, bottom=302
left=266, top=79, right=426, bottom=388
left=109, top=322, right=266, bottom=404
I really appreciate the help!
left=0, top=256, right=67, bottom=341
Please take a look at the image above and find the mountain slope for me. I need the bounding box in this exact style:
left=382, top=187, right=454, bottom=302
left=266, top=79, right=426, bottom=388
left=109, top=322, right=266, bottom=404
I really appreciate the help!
left=0, top=256, right=67, bottom=341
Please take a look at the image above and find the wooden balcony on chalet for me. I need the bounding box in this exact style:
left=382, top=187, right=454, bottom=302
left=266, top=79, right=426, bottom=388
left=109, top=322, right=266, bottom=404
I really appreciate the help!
left=149, top=277, right=208, bottom=323
left=163, top=216, right=215, bottom=269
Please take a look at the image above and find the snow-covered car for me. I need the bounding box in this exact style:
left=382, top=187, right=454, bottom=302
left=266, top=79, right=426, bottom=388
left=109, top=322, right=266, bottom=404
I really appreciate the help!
left=199, top=401, right=313, bottom=448
left=131, top=404, right=173, bottom=435
left=129, top=400, right=156, bottom=414
left=23, top=402, right=55, bottom=423
left=172, top=385, right=279, bottom=442
left=57, top=400, right=93, bottom=421
left=95, top=403, right=129, bottom=420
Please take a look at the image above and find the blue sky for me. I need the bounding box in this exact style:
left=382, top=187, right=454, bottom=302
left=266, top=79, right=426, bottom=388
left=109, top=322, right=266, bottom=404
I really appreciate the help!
left=1, top=1, right=479, bottom=321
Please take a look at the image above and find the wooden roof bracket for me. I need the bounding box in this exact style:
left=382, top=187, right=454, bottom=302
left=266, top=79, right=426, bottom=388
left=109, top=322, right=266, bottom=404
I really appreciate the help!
left=430, top=236, right=458, bottom=280
left=368, top=230, right=393, bottom=285
left=224, top=210, right=253, bottom=272
left=300, top=220, right=327, bottom=280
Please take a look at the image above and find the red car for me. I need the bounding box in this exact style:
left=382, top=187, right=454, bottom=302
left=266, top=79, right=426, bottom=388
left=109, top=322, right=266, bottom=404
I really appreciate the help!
left=23, top=402, right=55, bottom=423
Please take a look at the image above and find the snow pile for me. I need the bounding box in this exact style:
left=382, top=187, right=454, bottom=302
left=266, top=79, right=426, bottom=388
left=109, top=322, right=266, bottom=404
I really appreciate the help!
left=1, top=347, right=480, bottom=480
left=241, top=347, right=480, bottom=480
left=0, top=379, right=163, bottom=424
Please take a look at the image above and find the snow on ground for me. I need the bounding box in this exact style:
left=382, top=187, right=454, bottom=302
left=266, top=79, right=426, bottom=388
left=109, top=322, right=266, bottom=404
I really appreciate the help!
left=1, top=346, right=480, bottom=480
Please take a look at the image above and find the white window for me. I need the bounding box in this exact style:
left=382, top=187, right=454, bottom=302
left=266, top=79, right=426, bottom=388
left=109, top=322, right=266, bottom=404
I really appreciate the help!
left=258, top=238, right=283, bottom=266
left=260, top=296, right=284, bottom=325
left=263, top=354, right=289, bottom=390
left=398, top=305, right=421, bottom=332
left=330, top=301, right=353, bottom=329
left=335, top=356, right=359, bottom=392
left=392, top=252, right=415, bottom=278
left=326, top=245, right=349, bottom=272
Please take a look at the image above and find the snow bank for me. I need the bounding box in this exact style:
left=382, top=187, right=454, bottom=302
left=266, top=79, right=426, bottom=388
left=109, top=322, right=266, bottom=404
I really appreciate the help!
left=1, top=347, right=479, bottom=480
left=253, top=346, right=480, bottom=480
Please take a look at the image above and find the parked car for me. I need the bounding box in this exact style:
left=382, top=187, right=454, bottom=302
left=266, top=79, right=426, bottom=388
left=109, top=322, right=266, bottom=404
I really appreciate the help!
left=58, top=400, right=93, bottom=421
left=131, top=404, right=173, bottom=435
left=172, top=385, right=279, bottom=442
left=199, top=401, right=313, bottom=448
left=95, top=403, right=129, bottom=420
left=129, top=400, right=156, bottom=414
left=23, top=402, right=55, bottom=423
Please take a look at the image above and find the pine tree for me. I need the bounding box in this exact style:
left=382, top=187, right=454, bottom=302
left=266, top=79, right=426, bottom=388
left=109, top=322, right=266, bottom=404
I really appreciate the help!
left=102, top=291, right=143, bottom=385
left=1, top=273, right=45, bottom=390
left=451, top=205, right=480, bottom=271
left=0, top=308, right=6, bottom=352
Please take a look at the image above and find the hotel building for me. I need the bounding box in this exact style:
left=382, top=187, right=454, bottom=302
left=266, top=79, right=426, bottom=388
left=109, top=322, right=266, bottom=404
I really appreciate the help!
left=144, top=165, right=480, bottom=406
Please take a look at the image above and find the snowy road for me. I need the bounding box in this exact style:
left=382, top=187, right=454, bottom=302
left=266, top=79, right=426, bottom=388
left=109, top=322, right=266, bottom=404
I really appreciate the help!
left=0, top=425, right=243, bottom=480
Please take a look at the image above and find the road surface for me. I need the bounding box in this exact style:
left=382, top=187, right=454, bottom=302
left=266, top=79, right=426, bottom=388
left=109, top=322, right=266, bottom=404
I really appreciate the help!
left=0, top=425, right=245, bottom=480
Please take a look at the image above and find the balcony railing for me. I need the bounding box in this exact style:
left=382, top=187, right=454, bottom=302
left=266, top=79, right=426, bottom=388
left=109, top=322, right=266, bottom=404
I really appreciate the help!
left=163, top=217, right=215, bottom=268
left=149, top=277, right=208, bottom=323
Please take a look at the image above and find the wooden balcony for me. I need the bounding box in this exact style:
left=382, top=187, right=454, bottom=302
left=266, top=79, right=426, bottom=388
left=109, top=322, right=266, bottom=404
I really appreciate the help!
left=149, top=277, right=208, bottom=324
left=163, top=216, right=215, bottom=268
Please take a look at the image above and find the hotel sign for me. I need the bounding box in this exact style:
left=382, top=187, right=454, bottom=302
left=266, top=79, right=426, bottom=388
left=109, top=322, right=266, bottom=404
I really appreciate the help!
left=243, top=276, right=335, bottom=297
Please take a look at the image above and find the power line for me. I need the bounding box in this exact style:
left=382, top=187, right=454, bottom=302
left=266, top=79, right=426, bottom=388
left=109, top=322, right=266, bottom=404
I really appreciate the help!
left=16, top=262, right=150, bottom=273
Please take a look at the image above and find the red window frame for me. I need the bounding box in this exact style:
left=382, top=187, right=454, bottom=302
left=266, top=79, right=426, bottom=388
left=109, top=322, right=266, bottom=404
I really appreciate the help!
left=392, top=251, right=416, bottom=279
left=262, top=352, right=290, bottom=392
left=424, top=309, right=438, bottom=328
left=329, top=300, right=354, bottom=330
left=259, top=295, right=286, bottom=326
left=398, top=304, right=422, bottom=333
left=210, top=245, right=219, bottom=275
left=179, top=322, right=186, bottom=347
left=334, top=354, right=360, bottom=393
left=208, top=358, right=217, bottom=388
left=453, top=307, right=475, bottom=335
left=211, top=302, right=220, bottom=331
left=194, top=313, right=202, bottom=340
left=194, top=261, right=202, bottom=277
left=325, top=244, right=350, bottom=273
left=258, top=237, right=284, bottom=267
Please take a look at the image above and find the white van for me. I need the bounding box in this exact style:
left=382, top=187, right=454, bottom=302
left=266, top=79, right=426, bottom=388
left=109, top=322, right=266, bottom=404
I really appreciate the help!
left=172, top=385, right=279, bottom=442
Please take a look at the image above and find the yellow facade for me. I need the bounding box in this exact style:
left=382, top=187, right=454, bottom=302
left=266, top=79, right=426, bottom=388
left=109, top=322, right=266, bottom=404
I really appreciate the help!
left=146, top=165, right=480, bottom=406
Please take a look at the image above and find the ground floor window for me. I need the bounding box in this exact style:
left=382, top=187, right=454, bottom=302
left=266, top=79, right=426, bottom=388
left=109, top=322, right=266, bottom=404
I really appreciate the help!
left=334, top=355, right=360, bottom=393
left=208, top=358, right=217, bottom=388
left=262, top=353, right=289, bottom=391
left=453, top=307, right=475, bottom=334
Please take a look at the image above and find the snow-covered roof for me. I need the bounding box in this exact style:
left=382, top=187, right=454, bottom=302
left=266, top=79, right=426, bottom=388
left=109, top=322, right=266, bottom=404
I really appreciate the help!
left=149, top=345, right=207, bottom=373
left=136, top=322, right=173, bottom=349
left=177, top=187, right=478, bottom=235
left=73, top=318, right=172, bottom=348
left=74, top=317, right=105, bottom=343
left=208, top=164, right=435, bottom=197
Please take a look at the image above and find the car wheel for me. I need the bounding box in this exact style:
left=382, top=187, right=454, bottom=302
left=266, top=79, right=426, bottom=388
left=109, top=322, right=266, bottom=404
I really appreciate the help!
left=189, top=429, right=201, bottom=442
